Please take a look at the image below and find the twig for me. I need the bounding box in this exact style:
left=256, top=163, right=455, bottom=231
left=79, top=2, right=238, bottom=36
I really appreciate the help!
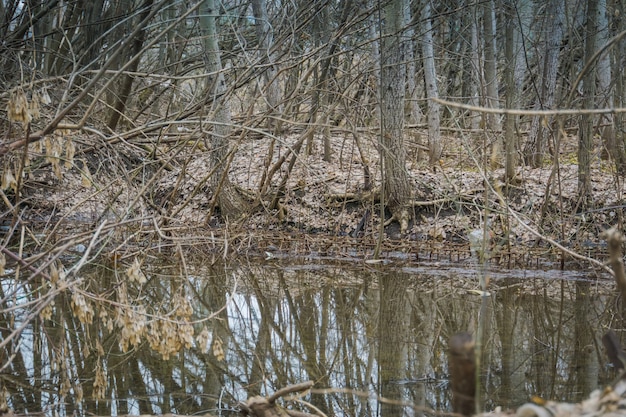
left=67, top=220, right=108, bottom=276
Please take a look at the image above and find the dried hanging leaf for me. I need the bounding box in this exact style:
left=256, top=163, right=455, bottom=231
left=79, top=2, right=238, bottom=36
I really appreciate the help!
left=116, top=303, right=146, bottom=352
left=126, top=258, right=147, bottom=284
left=40, top=87, right=51, bottom=105
left=48, top=261, right=65, bottom=283
left=174, top=293, right=192, bottom=318
left=40, top=301, right=54, bottom=321
left=71, top=292, right=94, bottom=324
left=0, top=253, right=5, bottom=275
left=6, top=88, right=31, bottom=124
left=82, top=340, right=90, bottom=359
left=52, top=160, right=62, bottom=180
left=81, top=159, right=93, bottom=188
left=1, top=169, right=17, bottom=193
left=31, top=138, right=43, bottom=153
left=60, top=374, right=71, bottom=396
left=29, top=92, right=40, bottom=120
left=196, top=326, right=211, bottom=353
left=45, top=136, right=62, bottom=162
left=74, top=383, right=83, bottom=403
left=95, top=339, right=105, bottom=357
left=92, top=362, right=107, bottom=400
left=212, top=336, right=225, bottom=361
left=64, top=139, right=75, bottom=168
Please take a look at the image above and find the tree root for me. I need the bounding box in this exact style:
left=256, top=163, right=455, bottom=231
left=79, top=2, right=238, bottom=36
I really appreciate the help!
left=327, top=187, right=484, bottom=235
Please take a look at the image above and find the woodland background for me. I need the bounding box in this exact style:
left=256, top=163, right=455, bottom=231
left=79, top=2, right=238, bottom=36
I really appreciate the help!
left=1, top=0, right=625, bottom=246
left=1, top=1, right=626, bottom=416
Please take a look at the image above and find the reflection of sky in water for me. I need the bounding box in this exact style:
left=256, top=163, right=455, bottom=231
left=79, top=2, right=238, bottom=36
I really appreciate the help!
left=1, top=264, right=618, bottom=416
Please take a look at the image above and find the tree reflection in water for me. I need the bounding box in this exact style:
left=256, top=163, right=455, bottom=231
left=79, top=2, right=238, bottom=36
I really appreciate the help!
left=0, top=261, right=617, bottom=416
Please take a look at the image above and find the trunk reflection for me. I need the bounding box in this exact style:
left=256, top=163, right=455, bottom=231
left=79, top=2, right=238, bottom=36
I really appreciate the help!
left=0, top=262, right=616, bottom=416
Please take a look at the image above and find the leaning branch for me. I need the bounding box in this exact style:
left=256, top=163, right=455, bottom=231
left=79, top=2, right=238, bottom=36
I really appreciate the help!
left=433, top=97, right=626, bottom=116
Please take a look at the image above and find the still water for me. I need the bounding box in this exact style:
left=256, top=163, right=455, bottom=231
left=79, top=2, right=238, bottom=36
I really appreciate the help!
left=0, top=259, right=619, bottom=416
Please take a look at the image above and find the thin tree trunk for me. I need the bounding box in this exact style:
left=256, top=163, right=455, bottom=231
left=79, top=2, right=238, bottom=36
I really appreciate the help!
left=503, top=0, right=530, bottom=180
left=524, top=0, right=565, bottom=167
left=404, top=0, right=421, bottom=129
left=596, top=0, right=614, bottom=159
left=107, top=0, right=154, bottom=131
left=482, top=0, right=501, bottom=132
left=579, top=0, right=598, bottom=209
left=469, top=2, right=481, bottom=130
left=421, top=0, right=442, bottom=164
left=251, top=0, right=282, bottom=135
left=613, top=0, right=626, bottom=175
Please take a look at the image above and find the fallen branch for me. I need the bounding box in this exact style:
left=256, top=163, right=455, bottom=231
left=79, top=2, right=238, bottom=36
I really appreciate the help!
left=240, top=381, right=318, bottom=417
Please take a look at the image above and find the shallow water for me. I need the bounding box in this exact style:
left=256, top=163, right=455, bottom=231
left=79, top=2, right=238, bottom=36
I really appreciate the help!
left=0, top=260, right=619, bottom=416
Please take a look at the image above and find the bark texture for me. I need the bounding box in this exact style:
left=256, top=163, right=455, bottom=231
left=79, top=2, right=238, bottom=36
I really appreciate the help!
left=380, top=0, right=411, bottom=233
left=200, top=0, right=249, bottom=219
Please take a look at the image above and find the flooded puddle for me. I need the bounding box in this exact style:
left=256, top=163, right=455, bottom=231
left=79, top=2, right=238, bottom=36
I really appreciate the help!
left=0, top=260, right=619, bottom=416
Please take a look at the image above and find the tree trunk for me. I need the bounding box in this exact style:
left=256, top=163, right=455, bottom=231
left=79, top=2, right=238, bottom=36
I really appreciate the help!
left=613, top=0, right=626, bottom=175
left=482, top=0, right=501, bottom=132
left=404, top=0, right=422, bottom=129
left=251, top=0, right=282, bottom=134
left=503, top=0, right=530, bottom=180
left=106, top=0, right=153, bottom=132
left=596, top=0, right=614, bottom=159
left=380, top=0, right=411, bottom=233
left=421, top=0, right=442, bottom=164
left=469, top=1, right=481, bottom=130
left=523, top=0, right=565, bottom=167
left=200, top=0, right=248, bottom=219
left=578, top=0, right=598, bottom=209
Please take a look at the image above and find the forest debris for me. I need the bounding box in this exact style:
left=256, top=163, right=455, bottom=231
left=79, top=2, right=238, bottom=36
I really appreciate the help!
left=513, top=379, right=626, bottom=417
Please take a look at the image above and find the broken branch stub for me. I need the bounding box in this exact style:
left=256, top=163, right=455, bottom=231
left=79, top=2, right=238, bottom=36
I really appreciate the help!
left=449, top=332, right=476, bottom=416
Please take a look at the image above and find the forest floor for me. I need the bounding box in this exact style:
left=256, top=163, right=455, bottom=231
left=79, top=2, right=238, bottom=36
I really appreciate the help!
left=13, top=128, right=625, bottom=271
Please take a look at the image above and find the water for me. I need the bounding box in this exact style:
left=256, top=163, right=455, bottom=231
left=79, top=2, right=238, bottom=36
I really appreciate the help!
left=0, top=259, right=619, bottom=416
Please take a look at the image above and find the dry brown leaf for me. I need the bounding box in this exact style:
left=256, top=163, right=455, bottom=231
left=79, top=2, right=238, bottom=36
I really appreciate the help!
left=212, top=336, right=225, bottom=361
left=6, top=88, right=30, bottom=124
